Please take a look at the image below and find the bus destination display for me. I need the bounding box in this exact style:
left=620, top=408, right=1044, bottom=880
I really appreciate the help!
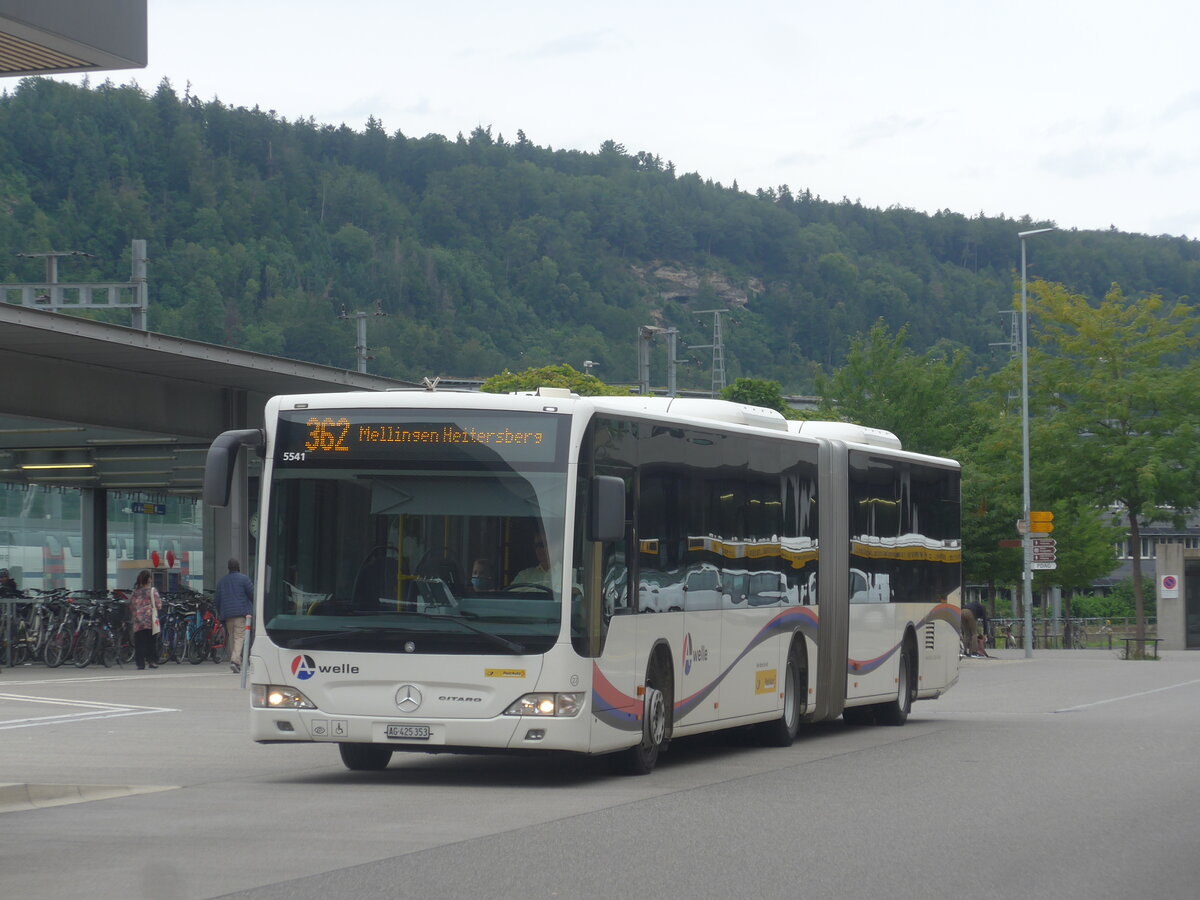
left=275, top=410, right=562, bottom=467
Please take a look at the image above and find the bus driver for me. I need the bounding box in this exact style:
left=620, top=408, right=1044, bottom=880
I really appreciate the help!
left=510, top=532, right=554, bottom=588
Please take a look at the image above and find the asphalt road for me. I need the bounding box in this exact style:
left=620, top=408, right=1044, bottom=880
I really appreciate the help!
left=2, top=648, right=1198, bottom=900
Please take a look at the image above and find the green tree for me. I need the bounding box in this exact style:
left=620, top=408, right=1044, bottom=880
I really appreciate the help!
left=720, top=378, right=800, bottom=419
left=6, top=74, right=1200, bottom=413
left=814, top=322, right=1047, bottom=609
left=957, top=411, right=1024, bottom=616
left=481, top=364, right=629, bottom=396
left=1029, top=281, right=1200, bottom=647
left=959, top=377, right=1119, bottom=616
left=331, top=222, right=374, bottom=264
left=814, top=320, right=967, bottom=457
left=1033, top=497, right=1121, bottom=604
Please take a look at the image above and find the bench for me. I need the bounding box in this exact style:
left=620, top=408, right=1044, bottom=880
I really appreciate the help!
left=1118, top=636, right=1162, bottom=659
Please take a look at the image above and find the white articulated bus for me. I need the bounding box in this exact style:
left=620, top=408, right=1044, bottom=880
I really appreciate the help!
left=205, top=388, right=961, bottom=774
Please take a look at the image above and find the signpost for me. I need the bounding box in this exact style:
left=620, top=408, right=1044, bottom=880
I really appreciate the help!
left=1029, top=510, right=1054, bottom=534
left=1031, top=536, right=1057, bottom=570
left=1027, top=511, right=1057, bottom=570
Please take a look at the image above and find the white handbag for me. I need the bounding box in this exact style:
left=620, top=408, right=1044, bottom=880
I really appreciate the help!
left=150, top=589, right=161, bottom=635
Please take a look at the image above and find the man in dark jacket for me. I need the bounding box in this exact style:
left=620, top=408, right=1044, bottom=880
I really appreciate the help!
left=215, top=558, right=254, bottom=673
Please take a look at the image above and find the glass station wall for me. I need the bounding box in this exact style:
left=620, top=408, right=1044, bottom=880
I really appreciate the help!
left=0, top=483, right=204, bottom=592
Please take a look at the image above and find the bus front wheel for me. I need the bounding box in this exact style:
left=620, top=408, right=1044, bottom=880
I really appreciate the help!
left=615, top=657, right=672, bottom=775
left=338, top=742, right=394, bottom=771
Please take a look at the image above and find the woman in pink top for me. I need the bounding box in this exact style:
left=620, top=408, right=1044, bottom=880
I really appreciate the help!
left=129, top=569, right=162, bottom=670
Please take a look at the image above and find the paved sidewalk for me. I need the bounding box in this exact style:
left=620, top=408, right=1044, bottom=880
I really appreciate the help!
left=0, top=658, right=258, bottom=797
left=964, top=645, right=1187, bottom=662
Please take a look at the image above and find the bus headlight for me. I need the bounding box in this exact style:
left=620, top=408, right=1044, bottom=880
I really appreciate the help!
left=252, top=684, right=317, bottom=710
left=503, top=692, right=584, bottom=717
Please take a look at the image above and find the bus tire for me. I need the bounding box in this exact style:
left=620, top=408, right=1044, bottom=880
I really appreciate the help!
left=338, top=742, right=393, bottom=771
left=760, top=638, right=805, bottom=747
left=615, top=655, right=672, bottom=775
left=875, top=640, right=915, bottom=726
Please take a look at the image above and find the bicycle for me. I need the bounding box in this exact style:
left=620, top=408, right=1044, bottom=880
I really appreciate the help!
left=25, top=590, right=68, bottom=663
left=0, top=595, right=31, bottom=666
left=43, top=597, right=86, bottom=667
left=155, top=599, right=191, bottom=664
left=184, top=606, right=209, bottom=664
left=204, top=602, right=228, bottom=663
left=1066, top=618, right=1089, bottom=649
left=70, top=595, right=115, bottom=668
left=108, top=593, right=135, bottom=665
left=163, top=592, right=225, bottom=665
left=185, top=598, right=225, bottom=664
left=91, top=596, right=132, bottom=668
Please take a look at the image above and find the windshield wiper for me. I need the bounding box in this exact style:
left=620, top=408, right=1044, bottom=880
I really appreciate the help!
left=286, top=626, right=397, bottom=648
left=416, top=612, right=526, bottom=655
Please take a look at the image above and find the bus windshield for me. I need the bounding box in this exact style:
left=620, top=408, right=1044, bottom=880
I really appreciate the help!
left=261, top=409, right=569, bottom=656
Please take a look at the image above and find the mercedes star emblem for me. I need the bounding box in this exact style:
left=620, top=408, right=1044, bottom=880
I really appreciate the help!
left=395, top=684, right=422, bottom=712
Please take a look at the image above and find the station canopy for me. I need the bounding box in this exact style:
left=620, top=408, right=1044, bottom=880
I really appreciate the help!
left=0, top=1, right=147, bottom=77
left=0, top=303, right=418, bottom=497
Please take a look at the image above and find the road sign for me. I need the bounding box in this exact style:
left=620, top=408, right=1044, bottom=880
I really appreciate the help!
left=1028, top=528, right=1057, bottom=570
left=1029, top=510, right=1054, bottom=533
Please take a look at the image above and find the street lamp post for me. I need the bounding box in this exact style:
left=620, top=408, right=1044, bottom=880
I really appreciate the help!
left=1018, top=227, right=1054, bottom=658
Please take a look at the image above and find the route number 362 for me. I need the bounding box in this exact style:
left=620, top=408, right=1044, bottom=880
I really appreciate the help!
left=304, top=417, right=351, bottom=453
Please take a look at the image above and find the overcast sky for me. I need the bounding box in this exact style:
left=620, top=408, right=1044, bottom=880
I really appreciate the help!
left=57, top=0, right=1200, bottom=240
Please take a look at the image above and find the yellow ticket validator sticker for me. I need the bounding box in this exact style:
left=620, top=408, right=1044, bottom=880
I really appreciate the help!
left=755, top=669, right=778, bottom=695
left=485, top=668, right=526, bottom=678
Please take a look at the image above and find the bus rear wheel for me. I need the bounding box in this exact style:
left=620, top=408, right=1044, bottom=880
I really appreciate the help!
left=760, top=640, right=804, bottom=746
left=338, top=742, right=394, bottom=771
left=875, top=642, right=915, bottom=726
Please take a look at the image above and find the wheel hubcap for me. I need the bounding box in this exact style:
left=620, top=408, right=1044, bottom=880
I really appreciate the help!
left=644, top=687, right=666, bottom=746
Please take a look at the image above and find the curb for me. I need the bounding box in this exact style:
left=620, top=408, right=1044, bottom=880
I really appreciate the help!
left=0, top=782, right=176, bottom=814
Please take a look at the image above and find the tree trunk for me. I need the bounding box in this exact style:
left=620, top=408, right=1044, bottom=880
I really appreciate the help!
left=1127, top=508, right=1147, bottom=650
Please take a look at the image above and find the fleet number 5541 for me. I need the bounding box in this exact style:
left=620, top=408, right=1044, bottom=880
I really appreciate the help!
left=282, top=451, right=307, bottom=461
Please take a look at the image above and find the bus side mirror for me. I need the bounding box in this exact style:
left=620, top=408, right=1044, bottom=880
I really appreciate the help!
left=203, top=429, right=264, bottom=508
left=588, top=475, right=625, bottom=543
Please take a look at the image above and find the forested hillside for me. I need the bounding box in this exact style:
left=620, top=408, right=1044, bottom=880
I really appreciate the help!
left=1, top=76, right=1197, bottom=390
